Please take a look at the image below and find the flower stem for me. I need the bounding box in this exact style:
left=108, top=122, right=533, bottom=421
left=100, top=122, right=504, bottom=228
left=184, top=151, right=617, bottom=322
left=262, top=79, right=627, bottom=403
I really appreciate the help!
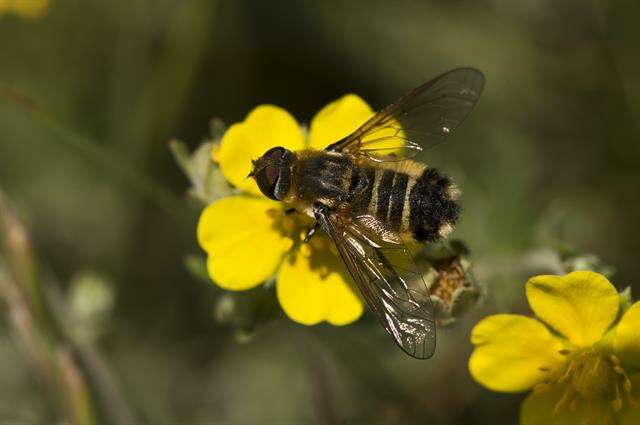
left=0, top=85, right=190, bottom=224
left=0, top=191, right=138, bottom=424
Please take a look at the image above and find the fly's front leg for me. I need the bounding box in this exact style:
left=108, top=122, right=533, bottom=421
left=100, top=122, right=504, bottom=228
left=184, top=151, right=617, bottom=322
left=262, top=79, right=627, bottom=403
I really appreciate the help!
left=303, top=223, right=319, bottom=243
left=284, top=206, right=321, bottom=243
left=311, top=202, right=333, bottom=237
left=303, top=202, right=331, bottom=244
left=283, top=206, right=319, bottom=243
left=303, top=203, right=331, bottom=244
left=295, top=203, right=335, bottom=243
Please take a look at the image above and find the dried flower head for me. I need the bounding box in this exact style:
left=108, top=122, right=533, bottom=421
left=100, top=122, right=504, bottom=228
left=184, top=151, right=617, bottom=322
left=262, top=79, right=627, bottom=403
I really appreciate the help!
left=416, top=240, right=481, bottom=326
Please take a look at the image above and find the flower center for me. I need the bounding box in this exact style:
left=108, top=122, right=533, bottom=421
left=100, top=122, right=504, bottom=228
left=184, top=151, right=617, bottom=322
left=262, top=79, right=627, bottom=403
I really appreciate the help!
left=268, top=207, right=336, bottom=275
left=268, top=208, right=313, bottom=239
left=535, top=349, right=637, bottom=418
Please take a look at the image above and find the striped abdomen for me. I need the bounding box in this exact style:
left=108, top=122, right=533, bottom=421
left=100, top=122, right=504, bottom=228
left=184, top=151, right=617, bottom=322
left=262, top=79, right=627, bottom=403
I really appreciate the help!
left=350, top=164, right=460, bottom=242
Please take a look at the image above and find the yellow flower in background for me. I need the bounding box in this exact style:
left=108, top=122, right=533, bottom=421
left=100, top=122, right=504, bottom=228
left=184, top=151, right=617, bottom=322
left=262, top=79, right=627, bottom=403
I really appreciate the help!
left=198, top=95, right=374, bottom=325
left=0, top=0, right=51, bottom=19
left=469, top=271, right=640, bottom=425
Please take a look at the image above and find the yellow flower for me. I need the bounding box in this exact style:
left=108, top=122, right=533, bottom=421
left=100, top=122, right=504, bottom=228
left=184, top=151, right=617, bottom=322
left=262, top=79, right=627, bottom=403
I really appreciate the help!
left=197, top=95, right=375, bottom=325
left=0, top=0, right=51, bottom=19
left=469, top=271, right=640, bottom=425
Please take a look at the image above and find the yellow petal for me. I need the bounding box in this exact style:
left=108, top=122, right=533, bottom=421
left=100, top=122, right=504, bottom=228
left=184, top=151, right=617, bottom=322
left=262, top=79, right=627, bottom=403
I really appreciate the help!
left=197, top=196, right=292, bottom=290
left=520, top=386, right=614, bottom=425
left=619, top=373, right=640, bottom=425
left=308, top=94, right=373, bottom=150
left=3, top=0, right=50, bottom=19
left=469, top=314, right=566, bottom=393
left=276, top=236, right=363, bottom=326
left=525, top=271, right=619, bottom=347
left=613, top=301, right=640, bottom=369
left=218, top=105, right=305, bottom=196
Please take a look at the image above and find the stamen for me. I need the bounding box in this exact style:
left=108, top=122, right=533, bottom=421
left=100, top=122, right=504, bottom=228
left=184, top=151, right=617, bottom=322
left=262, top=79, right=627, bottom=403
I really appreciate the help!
left=626, top=391, right=639, bottom=409
left=613, top=397, right=623, bottom=411
left=612, top=381, right=622, bottom=412
left=559, top=360, right=576, bottom=383
left=310, top=237, right=326, bottom=250
left=537, top=348, right=637, bottom=415
left=603, top=414, right=615, bottom=425
left=552, top=385, right=573, bottom=416
left=590, top=356, right=601, bottom=376
left=299, top=243, right=312, bottom=257
left=570, top=398, right=579, bottom=412
left=611, top=360, right=633, bottom=393
left=534, top=382, right=551, bottom=394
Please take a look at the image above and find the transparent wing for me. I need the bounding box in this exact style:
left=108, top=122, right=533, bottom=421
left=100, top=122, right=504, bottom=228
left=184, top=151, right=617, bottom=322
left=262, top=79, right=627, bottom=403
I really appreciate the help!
left=326, top=68, right=484, bottom=161
left=316, top=210, right=436, bottom=359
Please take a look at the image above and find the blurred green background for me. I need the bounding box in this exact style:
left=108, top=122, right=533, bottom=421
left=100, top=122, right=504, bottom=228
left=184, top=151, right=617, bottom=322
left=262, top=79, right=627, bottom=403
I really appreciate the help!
left=1, top=0, right=639, bottom=423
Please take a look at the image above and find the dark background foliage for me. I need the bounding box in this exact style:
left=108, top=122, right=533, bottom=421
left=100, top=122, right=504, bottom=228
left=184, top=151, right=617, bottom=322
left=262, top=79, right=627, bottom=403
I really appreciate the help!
left=0, top=1, right=638, bottom=423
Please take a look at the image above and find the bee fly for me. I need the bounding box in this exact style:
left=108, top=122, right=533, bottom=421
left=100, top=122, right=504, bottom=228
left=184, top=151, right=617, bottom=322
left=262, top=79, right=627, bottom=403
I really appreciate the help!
left=250, top=68, right=484, bottom=359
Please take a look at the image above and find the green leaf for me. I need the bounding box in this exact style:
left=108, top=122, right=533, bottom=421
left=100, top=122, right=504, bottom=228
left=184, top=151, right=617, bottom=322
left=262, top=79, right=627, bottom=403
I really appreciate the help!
left=209, top=118, right=227, bottom=142
left=212, top=284, right=280, bottom=342
left=169, top=138, right=235, bottom=205
left=183, top=254, right=211, bottom=284
left=619, top=286, right=633, bottom=313
left=168, top=139, right=195, bottom=179
left=555, top=244, right=615, bottom=278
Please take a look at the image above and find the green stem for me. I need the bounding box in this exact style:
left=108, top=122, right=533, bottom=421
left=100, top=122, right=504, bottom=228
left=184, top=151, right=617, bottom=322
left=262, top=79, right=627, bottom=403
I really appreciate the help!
left=0, top=85, right=189, bottom=223
left=0, top=191, right=136, bottom=424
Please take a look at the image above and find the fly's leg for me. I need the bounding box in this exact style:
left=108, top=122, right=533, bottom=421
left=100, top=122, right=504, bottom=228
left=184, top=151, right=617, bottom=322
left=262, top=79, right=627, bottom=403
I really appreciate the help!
left=304, top=223, right=319, bottom=243
left=303, top=202, right=332, bottom=243
left=283, top=206, right=320, bottom=243
left=312, top=202, right=333, bottom=236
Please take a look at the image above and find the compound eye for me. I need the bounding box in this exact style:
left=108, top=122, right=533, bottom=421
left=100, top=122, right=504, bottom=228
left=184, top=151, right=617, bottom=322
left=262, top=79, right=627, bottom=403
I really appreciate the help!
left=254, top=146, right=289, bottom=200
left=264, top=146, right=285, bottom=161
left=255, top=165, right=278, bottom=200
